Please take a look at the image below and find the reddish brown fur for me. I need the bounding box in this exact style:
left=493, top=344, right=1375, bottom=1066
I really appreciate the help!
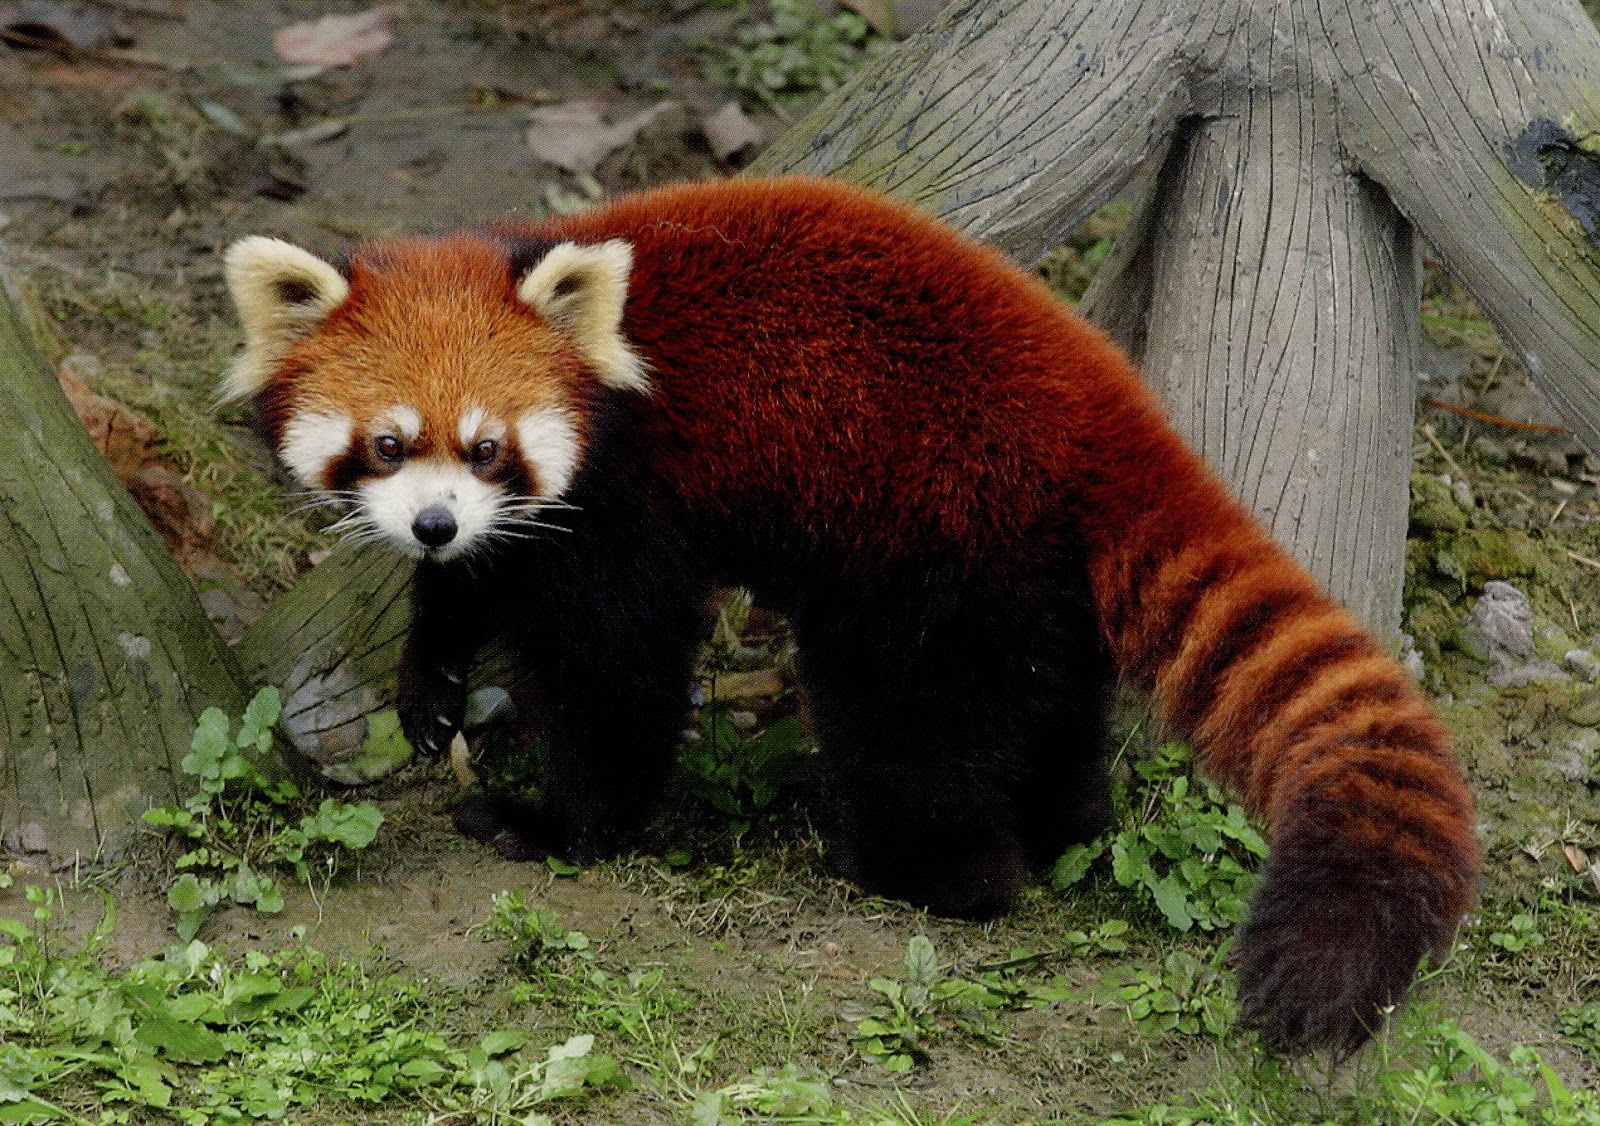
left=257, top=237, right=602, bottom=472
left=258, top=177, right=1479, bottom=1054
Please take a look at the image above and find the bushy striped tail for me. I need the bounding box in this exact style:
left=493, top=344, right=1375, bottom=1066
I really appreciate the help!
left=1086, top=466, right=1479, bottom=1055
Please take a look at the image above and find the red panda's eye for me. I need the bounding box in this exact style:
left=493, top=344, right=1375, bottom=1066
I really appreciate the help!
left=471, top=439, right=497, bottom=464
left=374, top=435, right=403, bottom=462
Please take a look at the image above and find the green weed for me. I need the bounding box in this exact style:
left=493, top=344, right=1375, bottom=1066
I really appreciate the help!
left=1559, top=1003, right=1600, bottom=1064
left=0, top=888, right=608, bottom=1124
left=1051, top=743, right=1267, bottom=933
left=692, top=1063, right=835, bottom=1124
left=976, top=918, right=1132, bottom=970
left=1365, top=1013, right=1600, bottom=1125
left=1091, top=946, right=1232, bottom=1039
left=422, top=1032, right=626, bottom=1125
left=842, top=936, right=1075, bottom=1072
left=702, top=0, right=885, bottom=112
left=481, top=889, right=596, bottom=975
left=1487, top=911, right=1547, bottom=953
left=693, top=1063, right=995, bottom=1125
left=1104, top=1006, right=1600, bottom=1125
left=487, top=898, right=695, bottom=1050
left=680, top=703, right=813, bottom=836
left=142, top=686, right=383, bottom=939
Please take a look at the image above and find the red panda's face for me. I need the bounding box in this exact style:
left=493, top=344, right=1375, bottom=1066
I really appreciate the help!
left=221, top=233, right=645, bottom=561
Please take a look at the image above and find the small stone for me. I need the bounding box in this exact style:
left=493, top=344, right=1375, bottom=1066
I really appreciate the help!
left=1398, top=634, right=1425, bottom=680
left=12, top=823, right=48, bottom=853
left=1470, top=435, right=1509, bottom=465
left=1471, top=581, right=1534, bottom=659
left=1566, top=649, right=1600, bottom=682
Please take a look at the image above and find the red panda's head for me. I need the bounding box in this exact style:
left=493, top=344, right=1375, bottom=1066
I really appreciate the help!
left=221, top=232, right=646, bottom=561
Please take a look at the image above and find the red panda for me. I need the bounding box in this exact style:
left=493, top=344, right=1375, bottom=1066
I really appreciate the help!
left=222, top=176, right=1478, bottom=1056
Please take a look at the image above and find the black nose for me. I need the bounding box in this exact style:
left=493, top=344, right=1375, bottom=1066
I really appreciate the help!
left=412, top=505, right=457, bottom=548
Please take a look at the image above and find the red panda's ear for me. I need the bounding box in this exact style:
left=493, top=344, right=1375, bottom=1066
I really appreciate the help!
left=516, top=239, right=648, bottom=393
left=221, top=236, right=349, bottom=401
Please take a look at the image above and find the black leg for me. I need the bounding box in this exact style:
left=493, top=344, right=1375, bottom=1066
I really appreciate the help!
left=488, top=530, right=714, bottom=865
left=398, top=558, right=492, bottom=756
left=789, top=568, right=1113, bottom=919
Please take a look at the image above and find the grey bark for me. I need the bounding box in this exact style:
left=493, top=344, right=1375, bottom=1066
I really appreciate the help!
left=234, top=544, right=413, bottom=763
left=234, top=545, right=528, bottom=773
left=754, top=0, right=1600, bottom=638
left=0, top=264, right=247, bottom=863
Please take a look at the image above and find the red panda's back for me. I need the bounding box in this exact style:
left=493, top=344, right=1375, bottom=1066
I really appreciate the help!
left=544, top=178, right=1188, bottom=566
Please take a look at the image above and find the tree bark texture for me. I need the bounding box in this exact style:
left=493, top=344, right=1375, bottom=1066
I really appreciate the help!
left=754, top=0, right=1600, bottom=638
left=234, top=544, right=412, bottom=763
left=0, top=264, right=246, bottom=862
left=235, top=545, right=527, bottom=773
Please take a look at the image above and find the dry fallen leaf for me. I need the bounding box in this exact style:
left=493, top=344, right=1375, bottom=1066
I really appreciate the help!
left=707, top=667, right=786, bottom=701
left=272, top=6, right=397, bottom=68
left=525, top=99, right=679, bottom=175
left=449, top=731, right=478, bottom=787
left=701, top=101, right=765, bottom=163
left=58, top=356, right=158, bottom=480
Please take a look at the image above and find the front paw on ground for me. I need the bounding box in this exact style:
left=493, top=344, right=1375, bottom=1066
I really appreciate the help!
left=453, top=789, right=548, bottom=862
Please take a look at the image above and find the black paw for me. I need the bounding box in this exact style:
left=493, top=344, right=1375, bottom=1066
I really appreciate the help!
left=834, top=822, right=1028, bottom=921
left=453, top=790, right=546, bottom=861
left=452, top=790, right=625, bottom=868
left=1235, top=836, right=1463, bottom=1057
left=397, top=666, right=466, bottom=757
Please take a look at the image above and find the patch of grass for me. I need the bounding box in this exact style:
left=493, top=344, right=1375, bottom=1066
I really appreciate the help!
left=1487, top=909, right=1547, bottom=954
left=842, top=935, right=1076, bottom=1072
left=695, top=1064, right=998, bottom=1125
left=142, top=687, right=384, bottom=940
left=0, top=888, right=614, bottom=1125
left=1090, top=946, right=1232, bottom=1040
left=702, top=0, right=886, bottom=112
left=1105, top=1005, right=1600, bottom=1125
left=1560, top=1003, right=1600, bottom=1065
left=486, top=898, right=696, bottom=1052
left=419, top=1032, right=627, bottom=1125
left=479, top=888, right=595, bottom=975
left=1051, top=743, right=1268, bottom=933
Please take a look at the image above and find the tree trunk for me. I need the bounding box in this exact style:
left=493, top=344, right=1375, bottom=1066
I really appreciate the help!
left=0, top=262, right=247, bottom=864
left=754, top=0, right=1600, bottom=638
left=234, top=544, right=412, bottom=764
left=234, top=545, right=528, bottom=776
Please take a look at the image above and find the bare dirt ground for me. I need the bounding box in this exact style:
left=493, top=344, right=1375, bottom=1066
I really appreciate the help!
left=5, top=2, right=1600, bottom=1124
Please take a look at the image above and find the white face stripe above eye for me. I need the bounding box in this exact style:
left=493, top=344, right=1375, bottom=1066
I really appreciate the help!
left=383, top=404, right=422, bottom=442
left=516, top=407, right=580, bottom=499
left=458, top=406, right=506, bottom=449
left=280, top=411, right=355, bottom=488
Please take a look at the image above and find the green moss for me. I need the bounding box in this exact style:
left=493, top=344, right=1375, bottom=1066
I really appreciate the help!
left=1410, top=472, right=1470, bottom=534
left=1433, top=527, right=1545, bottom=590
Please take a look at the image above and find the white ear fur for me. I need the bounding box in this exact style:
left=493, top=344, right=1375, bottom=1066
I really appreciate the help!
left=221, top=236, right=350, bottom=401
left=516, top=239, right=647, bottom=393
